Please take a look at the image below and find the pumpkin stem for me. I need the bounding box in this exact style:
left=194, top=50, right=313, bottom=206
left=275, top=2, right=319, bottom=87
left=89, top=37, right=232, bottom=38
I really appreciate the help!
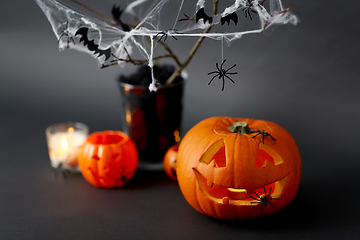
left=228, top=121, right=251, bottom=135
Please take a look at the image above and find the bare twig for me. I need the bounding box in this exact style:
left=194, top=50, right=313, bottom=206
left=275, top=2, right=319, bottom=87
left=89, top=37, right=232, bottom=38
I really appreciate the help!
left=100, top=53, right=177, bottom=69
left=69, top=0, right=117, bottom=25
left=165, top=0, right=219, bottom=85
left=87, top=0, right=219, bottom=83
left=157, top=41, right=182, bottom=66
left=179, top=14, right=195, bottom=22
left=262, top=7, right=290, bottom=31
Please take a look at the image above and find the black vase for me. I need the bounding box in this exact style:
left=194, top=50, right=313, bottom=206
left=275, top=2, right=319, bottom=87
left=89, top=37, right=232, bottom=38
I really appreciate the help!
left=118, top=66, right=187, bottom=170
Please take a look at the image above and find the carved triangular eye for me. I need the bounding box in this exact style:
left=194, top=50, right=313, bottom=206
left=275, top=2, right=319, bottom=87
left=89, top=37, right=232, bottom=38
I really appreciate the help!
left=200, top=139, right=226, bottom=167
left=256, top=143, right=284, bottom=168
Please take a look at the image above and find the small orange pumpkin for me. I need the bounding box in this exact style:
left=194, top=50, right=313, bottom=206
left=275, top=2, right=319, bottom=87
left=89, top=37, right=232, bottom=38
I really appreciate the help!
left=177, top=117, right=301, bottom=219
left=78, top=130, right=138, bottom=188
left=163, top=145, right=179, bottom=181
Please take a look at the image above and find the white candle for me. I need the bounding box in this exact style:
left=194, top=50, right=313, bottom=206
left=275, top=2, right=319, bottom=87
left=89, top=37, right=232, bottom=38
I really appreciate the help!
left=46, top=122, right=88, bottom=171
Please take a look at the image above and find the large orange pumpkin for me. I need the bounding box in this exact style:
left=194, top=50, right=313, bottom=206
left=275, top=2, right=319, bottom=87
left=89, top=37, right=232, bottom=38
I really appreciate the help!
left=78, top=130, right=138, bottom=188
left=177, top=117, right=301, bottom=219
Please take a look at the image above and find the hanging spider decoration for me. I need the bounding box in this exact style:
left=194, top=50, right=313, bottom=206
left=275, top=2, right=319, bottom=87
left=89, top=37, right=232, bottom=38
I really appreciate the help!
left=250, top=129, right=277, bottom=144
left=250, top=187, right=279, bottom=215
left=54, top=162, right=70, bottom=180
left=208, top=59, right=237, bottom=91
left=153, top=29, right=181, bottom=42
left=58, top=21, right=75, bottom=48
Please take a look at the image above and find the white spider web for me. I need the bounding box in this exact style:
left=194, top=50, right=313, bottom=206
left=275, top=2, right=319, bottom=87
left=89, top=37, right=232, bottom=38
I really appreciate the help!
left=35, top=0, right=298, bottom=91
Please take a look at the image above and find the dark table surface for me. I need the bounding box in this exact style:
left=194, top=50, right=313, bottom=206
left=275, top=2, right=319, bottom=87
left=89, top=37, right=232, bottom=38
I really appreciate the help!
left=1, top=113, right=359, bottom=240
left=1, top=0, right=359, bottom=239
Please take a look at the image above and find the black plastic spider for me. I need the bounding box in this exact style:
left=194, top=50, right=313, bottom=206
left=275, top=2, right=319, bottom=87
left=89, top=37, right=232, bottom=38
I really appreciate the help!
left=58, top=21, right=75, bottom=48
left=208, top=59, right=237, bottom=91
left=54, top=162, right=70, bottom=179
left=153, top=29, right=181, bottom=42
left=250, top=129, right=276, bottom=144
left=241, top=0, right=258, bottom=20
left=250, top=187, right=278, bottom=215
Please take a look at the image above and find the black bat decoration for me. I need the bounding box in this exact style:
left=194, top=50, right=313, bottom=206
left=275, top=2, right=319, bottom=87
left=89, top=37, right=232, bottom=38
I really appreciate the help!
left=75, top=27, right=111, bottom=61
left=196, top=7, right=238, bottom=26
left=196, top=8, right=213, bottom=24
left=111, top=5, right=131, bottom=32
left=221, top=12, right=238, bottom=25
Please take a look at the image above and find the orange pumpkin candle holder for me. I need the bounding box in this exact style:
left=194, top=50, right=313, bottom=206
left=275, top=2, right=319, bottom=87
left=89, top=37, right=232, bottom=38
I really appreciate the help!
left=78, top=130, right=138, bottom=188
left=177, top=117, right=302, bottom=219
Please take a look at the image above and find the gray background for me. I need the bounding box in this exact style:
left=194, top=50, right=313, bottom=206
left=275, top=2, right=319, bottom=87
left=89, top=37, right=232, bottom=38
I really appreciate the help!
left=1, top=0, right=359, bottom=239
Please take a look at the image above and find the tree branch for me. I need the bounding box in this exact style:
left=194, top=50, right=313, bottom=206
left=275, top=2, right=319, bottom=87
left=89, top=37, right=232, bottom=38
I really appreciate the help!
left=165, top=0, right=219, bottom=85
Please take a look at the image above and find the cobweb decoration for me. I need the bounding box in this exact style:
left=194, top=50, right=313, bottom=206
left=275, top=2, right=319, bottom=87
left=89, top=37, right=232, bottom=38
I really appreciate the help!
left=35, top=0, right=298, bottom=91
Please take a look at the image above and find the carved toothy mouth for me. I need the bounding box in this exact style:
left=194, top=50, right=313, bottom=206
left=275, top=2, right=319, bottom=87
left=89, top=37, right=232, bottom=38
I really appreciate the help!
left=193, top=168, right=289, bottom=206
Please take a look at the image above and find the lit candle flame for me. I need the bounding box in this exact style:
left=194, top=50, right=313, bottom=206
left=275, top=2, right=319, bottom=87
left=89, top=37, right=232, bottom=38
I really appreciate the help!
left=60, top=137, right=68, bottom=148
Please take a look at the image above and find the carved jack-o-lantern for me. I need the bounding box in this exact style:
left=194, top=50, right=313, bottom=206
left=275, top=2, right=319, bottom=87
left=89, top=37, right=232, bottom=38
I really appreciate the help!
left=163, top=145, right=179, bottom=181
left=177, top=117, right=301, bottom=219
left=78, top=131, right=138, bottom=188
